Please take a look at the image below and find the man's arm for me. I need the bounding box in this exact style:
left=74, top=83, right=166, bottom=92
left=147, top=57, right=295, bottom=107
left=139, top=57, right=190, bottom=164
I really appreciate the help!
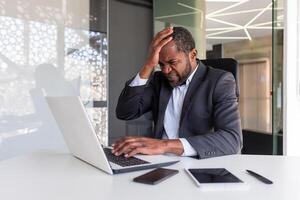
left=116, top=27, right=173, bottom=120
left=185, top=72, right=243, bottom=159
left=114, top=27, right=181, bottom=156
left=116, top=75, right=153, bottom=120
left=115, top=72, right=187, bottom=157
left=114, top=72, right=242, bottom=158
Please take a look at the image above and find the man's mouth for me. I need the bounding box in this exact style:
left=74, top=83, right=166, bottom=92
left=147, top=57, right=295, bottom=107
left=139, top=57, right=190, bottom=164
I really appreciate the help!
left=167, top=76, right=175, bottom=81
left=166, top=73, right=178, bottom=81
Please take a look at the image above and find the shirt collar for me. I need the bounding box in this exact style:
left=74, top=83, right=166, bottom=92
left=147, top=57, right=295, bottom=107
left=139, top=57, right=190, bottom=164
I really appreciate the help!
left=182, top=63, right=199, bottom=86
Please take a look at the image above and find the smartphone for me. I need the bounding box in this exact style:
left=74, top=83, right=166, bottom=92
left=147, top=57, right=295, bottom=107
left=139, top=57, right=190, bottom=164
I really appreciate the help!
left=133, top=168, right=179, bottom=185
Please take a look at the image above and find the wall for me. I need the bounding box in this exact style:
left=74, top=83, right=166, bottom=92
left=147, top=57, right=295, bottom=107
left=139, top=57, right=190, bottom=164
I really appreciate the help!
left=284, top=0, right=300, bottom=156
left=223, top=35, right=272, bottom=63
left=108, top=0, right=153, bottom=143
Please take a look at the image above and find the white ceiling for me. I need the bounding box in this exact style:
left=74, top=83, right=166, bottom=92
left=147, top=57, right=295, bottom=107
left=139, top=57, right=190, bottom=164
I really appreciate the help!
left=205, top=0, right=284, bottom=45
left=154, top=0, right=284, bottom=46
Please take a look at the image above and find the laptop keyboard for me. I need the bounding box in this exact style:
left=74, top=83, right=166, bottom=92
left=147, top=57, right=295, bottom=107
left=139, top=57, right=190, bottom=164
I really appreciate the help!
left=103, top=148, right=149, bottom=167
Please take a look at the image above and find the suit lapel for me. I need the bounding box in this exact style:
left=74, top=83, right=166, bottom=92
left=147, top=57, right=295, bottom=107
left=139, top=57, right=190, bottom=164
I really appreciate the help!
left=180, top=61, right=207, bottom=125
left=155, top=78, right=173, bottom=139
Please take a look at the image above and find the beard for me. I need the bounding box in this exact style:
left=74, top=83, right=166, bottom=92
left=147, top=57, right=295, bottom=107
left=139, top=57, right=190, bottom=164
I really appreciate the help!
left=166, top=59, right=192, bottom=88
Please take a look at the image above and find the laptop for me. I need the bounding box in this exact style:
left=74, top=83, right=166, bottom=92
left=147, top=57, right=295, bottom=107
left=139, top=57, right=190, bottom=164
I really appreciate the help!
left=46, top=96, right=179, bottom=175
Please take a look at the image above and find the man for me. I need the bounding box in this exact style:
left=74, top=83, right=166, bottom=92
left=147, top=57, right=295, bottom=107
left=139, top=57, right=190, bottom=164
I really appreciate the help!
left=113, top=27, right=242, bottom=159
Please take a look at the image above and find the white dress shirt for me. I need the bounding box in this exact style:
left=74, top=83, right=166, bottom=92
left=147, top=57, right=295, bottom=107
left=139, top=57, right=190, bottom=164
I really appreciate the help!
left=129, top=66, right=198, bottom=156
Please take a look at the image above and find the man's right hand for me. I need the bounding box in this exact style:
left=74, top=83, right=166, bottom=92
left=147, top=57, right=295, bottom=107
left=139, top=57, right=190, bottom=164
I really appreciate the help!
left=139, top=27, right=173, bottom=79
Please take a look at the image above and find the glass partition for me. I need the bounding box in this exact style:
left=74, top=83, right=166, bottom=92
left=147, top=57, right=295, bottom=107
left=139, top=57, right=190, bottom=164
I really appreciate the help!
left=153, top=0, right=284, bottom=154
left=272, top=0, right=284, bottom=154
left=206, top=0, right=284, bottom=154
left=0, top=0, right=108, bottom=159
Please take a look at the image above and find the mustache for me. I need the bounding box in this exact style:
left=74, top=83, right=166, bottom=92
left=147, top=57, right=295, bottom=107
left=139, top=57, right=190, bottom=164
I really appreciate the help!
left=166, top=72, right=178, bottom=79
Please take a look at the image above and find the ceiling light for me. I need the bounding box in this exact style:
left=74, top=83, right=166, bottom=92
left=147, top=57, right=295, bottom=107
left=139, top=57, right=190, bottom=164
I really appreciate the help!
left=207, top=0, right=249, bottom=17
left=207, top=27, right=242, bottom=37
left=245, top=2, right=272, bottom=26
left=243, top=27, right=252, bottom=40
left=177, top=2, right=202, bottom=12
left=207, top=17, right=242, bottom=28
left=211, top=8, right=272, bottom=17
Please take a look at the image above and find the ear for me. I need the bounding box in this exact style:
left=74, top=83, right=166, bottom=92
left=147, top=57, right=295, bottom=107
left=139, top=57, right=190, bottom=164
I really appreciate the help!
left=189, top=48, right=197, bottom=61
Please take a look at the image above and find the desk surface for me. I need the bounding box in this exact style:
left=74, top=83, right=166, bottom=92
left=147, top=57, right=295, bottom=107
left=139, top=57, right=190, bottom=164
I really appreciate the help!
left=1, top=151, right=300, bottom=200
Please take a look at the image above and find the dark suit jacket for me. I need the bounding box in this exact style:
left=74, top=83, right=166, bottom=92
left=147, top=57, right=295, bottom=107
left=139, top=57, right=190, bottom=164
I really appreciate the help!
left=116, top=61, right=242, bottom=159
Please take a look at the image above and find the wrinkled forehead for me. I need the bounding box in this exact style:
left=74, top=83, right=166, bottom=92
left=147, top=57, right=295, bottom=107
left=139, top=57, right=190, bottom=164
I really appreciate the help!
left=159, top=41, right=185, bottom=62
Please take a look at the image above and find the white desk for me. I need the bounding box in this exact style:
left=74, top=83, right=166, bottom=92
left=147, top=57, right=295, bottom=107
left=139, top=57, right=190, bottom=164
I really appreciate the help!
left=1, top=151, right=300, bottom=200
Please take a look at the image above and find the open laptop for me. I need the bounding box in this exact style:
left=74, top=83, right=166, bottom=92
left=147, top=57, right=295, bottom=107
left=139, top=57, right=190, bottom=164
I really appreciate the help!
left=46, top=96, right=179, bottom=175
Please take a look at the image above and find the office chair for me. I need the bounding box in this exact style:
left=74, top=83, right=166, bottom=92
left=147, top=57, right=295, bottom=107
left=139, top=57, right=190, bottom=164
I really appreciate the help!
left=201, top=58, right=244, bottom=154
left=201, top=58, right=240, bottom=100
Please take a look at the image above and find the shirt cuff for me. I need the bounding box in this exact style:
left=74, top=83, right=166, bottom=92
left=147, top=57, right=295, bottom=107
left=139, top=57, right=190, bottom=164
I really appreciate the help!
left=129, top=73, right=148, bottom=87
left=179, top=138, right=197, bottom=156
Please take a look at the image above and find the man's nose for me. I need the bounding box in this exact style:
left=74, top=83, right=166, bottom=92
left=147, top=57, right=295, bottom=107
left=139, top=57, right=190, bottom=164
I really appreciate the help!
left=161, top=65, right=172, bottom=74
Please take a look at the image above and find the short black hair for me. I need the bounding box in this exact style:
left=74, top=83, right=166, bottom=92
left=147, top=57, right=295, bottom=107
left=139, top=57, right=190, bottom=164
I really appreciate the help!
left=171, top=27, right=195, bottom=54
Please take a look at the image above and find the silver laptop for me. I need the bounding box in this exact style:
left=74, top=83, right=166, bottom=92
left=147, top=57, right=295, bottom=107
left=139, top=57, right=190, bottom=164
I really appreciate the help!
left=46, top=96, right=179, bottom=175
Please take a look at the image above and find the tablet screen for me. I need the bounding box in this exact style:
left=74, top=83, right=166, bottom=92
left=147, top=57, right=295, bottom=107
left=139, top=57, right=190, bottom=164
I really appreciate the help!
left=188, top=168, right=243, bottom=183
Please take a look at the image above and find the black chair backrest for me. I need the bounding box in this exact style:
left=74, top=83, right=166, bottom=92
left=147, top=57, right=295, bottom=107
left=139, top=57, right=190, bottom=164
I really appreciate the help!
left=201, top=58, right=239, bottom=99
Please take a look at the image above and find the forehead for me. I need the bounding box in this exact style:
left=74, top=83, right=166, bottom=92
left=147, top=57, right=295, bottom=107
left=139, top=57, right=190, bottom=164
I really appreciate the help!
left=159, top=41, right=185, bottom=62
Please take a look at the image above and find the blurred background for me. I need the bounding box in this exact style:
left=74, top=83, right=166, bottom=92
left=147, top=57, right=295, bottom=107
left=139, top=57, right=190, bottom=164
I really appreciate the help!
left=0, top=0, right=298, bottom=160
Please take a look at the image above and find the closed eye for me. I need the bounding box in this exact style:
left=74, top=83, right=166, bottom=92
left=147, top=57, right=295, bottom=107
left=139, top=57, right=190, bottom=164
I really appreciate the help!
left=168, top=61, right=177, bottom=66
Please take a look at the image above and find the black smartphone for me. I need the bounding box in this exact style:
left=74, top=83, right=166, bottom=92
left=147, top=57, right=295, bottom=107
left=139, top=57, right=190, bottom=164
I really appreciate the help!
left=133, top=168, right=179, bottom=185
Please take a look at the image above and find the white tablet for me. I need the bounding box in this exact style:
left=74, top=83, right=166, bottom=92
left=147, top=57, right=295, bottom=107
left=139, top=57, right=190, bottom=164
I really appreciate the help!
left=185, top=168, right=248, bottom=191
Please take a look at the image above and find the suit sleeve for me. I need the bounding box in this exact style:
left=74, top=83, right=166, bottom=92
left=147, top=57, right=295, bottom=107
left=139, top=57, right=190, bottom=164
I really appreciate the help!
left=129, top=73, right=148, bottom=87
left=185, top=72, right=243, bottom=159
left=116, top=73, right=157, bottom=120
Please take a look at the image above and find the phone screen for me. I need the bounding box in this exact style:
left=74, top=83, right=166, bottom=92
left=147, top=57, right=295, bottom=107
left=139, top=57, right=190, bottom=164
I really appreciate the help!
left=133, top=168, right=179, bottom=185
